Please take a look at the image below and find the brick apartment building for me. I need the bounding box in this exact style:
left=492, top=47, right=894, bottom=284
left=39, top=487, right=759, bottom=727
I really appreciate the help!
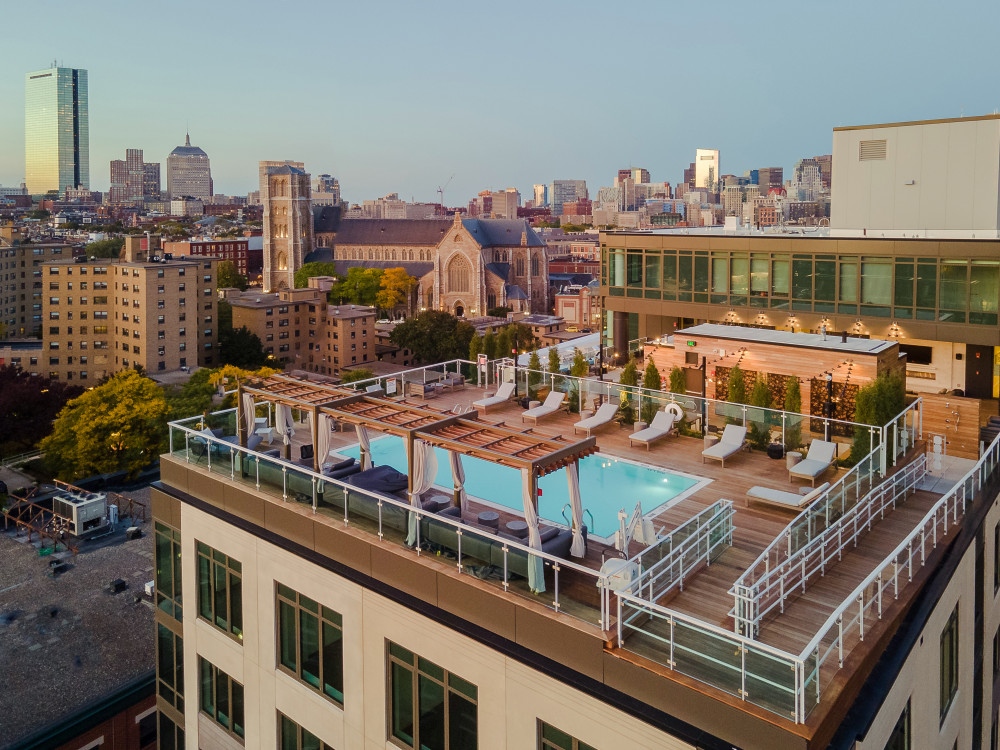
left=162, top=237, right=263, bottom=279
left=229, top=281, right=375, bottom=377
left=29, top=236, right=218, bottom=383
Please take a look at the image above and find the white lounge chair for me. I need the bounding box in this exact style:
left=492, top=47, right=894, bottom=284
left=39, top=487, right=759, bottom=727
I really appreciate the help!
left=472, top=381, right=516, bottom=413
left=628, top=410, right=679, bottom=449
left=745, top=482, right=830, bottom=510
left=522, top=390, right=566, bottom=424
left=789, top=439, right=838, bottom=485
left=701, top=424, right=747, bottom=466
left=574, top=401, right=620, bottom=436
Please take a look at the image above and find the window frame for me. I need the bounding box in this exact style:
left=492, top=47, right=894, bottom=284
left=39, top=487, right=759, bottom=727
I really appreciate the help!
left=154, top=522, right=182, bottom=621
left=275, top=582, right=344, bottom=705
left=940, top=604, right=960, bottom=724
left=196, top=541, right=243, bottom=641
left=537, top=720, right=598, bottom=750
left=156, top=623, right=184, bottom=712
left=199, top=656, right=245, bottom=741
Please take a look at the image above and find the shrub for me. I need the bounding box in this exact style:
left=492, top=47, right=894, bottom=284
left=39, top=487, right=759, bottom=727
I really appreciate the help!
left=747, top=376, right=772, bottom=450
left=784, top=378, right=803, bottom=450
left=849, top=374, right=905, bottom=465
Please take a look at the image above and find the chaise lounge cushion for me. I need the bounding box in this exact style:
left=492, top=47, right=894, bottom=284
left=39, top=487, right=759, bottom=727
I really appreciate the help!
left=346, top=465, right=410, bottom=494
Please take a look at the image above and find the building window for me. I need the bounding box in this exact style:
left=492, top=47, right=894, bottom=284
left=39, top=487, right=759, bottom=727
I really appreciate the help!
left=196, top=541, right=243, bottom=640
left=199, top=657, right=245, bottom=740
left=883, top=700, right=910, bottom=750
left=154, top=522, right=182, bottom=620
left=158, top=714, right=184, bottom=750
left=157, top=623, right=184, bottom=712
left=276, top=583, right=343, bottom=704
left=538, top=721, right=597, bottom=750
left=940, top=605, right=959, bottom=723
left=387, top=641, right=477, bottom=749
left=278, top=713, right=333, bottom=750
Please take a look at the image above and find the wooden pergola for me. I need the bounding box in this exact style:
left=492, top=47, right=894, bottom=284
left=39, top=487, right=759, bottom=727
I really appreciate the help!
left=239, top=374, right=597, bottom=501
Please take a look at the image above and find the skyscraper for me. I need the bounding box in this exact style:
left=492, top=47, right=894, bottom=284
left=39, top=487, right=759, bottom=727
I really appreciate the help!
left=125, top=148, right=144, bottom=201
left=694, top=148, right=720, bottom=192
left=166, top=133, right=212, bottom=200
left=24, top=66, right=89, bottom=195
left=548, top=180, right=587, bottom=216
left=108, top=159, right=127, bottom=204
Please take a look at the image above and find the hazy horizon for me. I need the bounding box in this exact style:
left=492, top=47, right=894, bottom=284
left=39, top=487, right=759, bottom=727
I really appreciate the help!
left=2, top=0, right=998, bottom=204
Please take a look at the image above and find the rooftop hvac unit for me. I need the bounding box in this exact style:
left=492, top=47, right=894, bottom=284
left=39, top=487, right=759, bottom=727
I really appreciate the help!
left=51, top=491, right=109, bottom=537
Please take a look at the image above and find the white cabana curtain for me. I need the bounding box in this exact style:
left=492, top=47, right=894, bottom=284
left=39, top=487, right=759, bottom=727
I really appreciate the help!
left=355, top=425, right=372, bottom=470
left=566, top=463, right=585, bottom=557
left=276, top=404, right=295, bottom=446
left=241, top=393, right=256, bottom=439
left=316, top=414, right=332, bottom=469
left=521, top=468, right=545, bottom=593
left=406, top=440, right=438, bottom=546
left=449, top=451, right=468, bottom=511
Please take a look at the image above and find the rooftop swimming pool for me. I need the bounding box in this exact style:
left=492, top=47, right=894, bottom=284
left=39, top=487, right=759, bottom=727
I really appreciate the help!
left=339, top=436, right=710, bottom=539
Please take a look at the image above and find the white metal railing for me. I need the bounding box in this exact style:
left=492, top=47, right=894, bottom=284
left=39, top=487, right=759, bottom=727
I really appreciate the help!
left=627, top=500, right=734, bottom=603
left=168, top=415, right=615, bottom=631
left=731, top=454, right=927, bottom=636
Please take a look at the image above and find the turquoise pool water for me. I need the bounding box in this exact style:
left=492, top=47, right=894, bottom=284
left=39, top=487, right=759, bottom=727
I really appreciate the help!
left=339, top=436, right=705, bottom=538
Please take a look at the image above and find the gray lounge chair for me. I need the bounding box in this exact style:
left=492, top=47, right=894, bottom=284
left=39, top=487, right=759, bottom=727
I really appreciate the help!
left=789, top=439, right=838, bottom=485
left=746, top=482, right=830, bottom=510
left=701, top=424, right=747, bottom=466
left=522, top=390, right=566, bottom=424
left=472, top=381, right=516, bottom=413
left=628, top=410, right=679, bottom=449
left=574, top=401, right=620, bottom=436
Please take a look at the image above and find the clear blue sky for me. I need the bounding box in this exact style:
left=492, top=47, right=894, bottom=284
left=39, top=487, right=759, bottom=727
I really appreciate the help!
left=1, top=0, right=998, bottom=204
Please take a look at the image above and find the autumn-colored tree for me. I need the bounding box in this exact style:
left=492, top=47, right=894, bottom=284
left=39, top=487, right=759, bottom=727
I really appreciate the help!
left=40, top=370, right=169, bottom=480
left=375, top=268, right=417, bottom=315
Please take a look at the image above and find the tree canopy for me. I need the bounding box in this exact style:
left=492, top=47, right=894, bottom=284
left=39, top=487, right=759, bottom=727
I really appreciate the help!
left=341, top=368, right=375, bottom=384
left=40, top=370, right=169, bottom=480
left=375, top=268, right=418, bottom=313
left=388, top=310, right=475, bottom=364
left=84, top=237, right=125, bottom=259
left=328, top=267, right=383, bottom=306
left=0, top=366, right=83, bottom=455
left=294, top=262, right=340, bottom=289
left=217, top=260, right=248, bottom=290
left=219, top=326, right=271, bottom=369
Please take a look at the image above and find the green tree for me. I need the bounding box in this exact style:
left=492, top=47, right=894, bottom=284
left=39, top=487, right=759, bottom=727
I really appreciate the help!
left=668, top=365, right=686, bottom=395
left=784, top=378, right=803, bottom=450
left=564, top=347, right=588, bottom=413
left=40, top=370, right=168, bottom=480
left=293, top=262, right=340, bottom=289
left=375, top=268, right=417, bottom=315
left=468, top=334, right=483, bottom=384
left=496, top=327, right=512, bottom=362
left=341, top=368, right=375, bottom=384
left=487, top=306, right=511, bottom=318
left=850, top=373, right=906, bottom=464
left=548, top=347, right=561, bottom=374
left=527, top=349, right=542, bottom=399
left=483, top=330, right=498, bottom=361
left=84, top=237, right=125, bottom=258
left=726, top=365, right=748, bottom=425
left=618, top=356, right=639, bottom=424
left=27, top=209, right=50, bottom=220
left=388, top=310, right=476, bottom=364
left=329, top=267, right=383, bottom=305
left=504, top=322, right=538, bottom=353
left=219, top=326, right=271, bottom=369
left=218, top=299, right=233, bottom=331
left=217, top=260, right=248, bottom=290
left=747, top=376, right=772, bottom=450
left=641, top=359, right=662, bottom=424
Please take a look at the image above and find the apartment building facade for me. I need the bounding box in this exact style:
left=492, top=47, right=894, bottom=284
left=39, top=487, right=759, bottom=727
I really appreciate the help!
left=0, top=222, right=80, bottom=338
left=229, top=285, right=374, bottom=377
left=39, top=237, right=217, bottom=383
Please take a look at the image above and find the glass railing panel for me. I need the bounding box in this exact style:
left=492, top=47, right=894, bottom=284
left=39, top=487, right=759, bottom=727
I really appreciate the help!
left=744, top=645, right=798, bottom=719
left=671, top=619, right=743, bottom=698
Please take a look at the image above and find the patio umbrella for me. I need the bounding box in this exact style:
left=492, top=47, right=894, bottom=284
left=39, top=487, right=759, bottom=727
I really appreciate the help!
left=405, top=440, right=437, bottom=546
left=449, top=450, right=468, bottom=511
left=355, top=425, right=372, bottom=470
left=521, top=468, right=545, bottom=594
left=275, top=404, right=295, bottom=446
left=566, top=463, right=585, bottom=558
left=241, top=393, right=256, bottom=440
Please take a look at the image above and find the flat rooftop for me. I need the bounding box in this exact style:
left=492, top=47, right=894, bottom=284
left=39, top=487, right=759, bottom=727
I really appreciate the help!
left=674, top=324, right=898, bottom=355
left=0, top=487, right=154, bottom=746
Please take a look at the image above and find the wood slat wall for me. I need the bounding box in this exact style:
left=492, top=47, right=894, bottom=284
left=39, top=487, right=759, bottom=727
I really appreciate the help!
left=920, top=392, right=984, bottom=459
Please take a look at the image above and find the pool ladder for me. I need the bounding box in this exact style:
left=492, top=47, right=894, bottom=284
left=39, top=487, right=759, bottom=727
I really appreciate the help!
left=561, top=504, right=594, bottom=532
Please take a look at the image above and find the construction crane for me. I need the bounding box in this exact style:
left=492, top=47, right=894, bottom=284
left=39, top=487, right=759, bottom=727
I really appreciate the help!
left=437, top=175, right=454, bottom=209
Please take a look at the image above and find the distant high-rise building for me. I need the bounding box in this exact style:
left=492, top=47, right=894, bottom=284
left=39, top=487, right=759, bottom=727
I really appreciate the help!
left=490, top=188, right=519, bottom=219
left=814, top=154, right=832, bottom=189
left=125, top=148, right=144, bottom=202
left=683, top=162, right=696, bottom=188
left=533, top=183, right=548, bottom=207
left=166, top=133, right=212, bottom=200
left=790, top=158, right=822, bottom=201
left=549, top=180, right=587, bottom=216
left=260, top=160, right=313, bottom=291
left=694, top=149, right=720, bottom=191
left=757, top=167, right=784, bottom=195
left=25, top=66, right=89, bottom=195
left=109, top=159, right=127, bottom=204
left=143, top=162, right=161, bottom=200
left=312, top=174, right=341, bottom=207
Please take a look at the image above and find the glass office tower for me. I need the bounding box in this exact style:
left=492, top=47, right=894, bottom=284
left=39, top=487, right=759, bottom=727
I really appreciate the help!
left=25, top=67, right=89, bottom=195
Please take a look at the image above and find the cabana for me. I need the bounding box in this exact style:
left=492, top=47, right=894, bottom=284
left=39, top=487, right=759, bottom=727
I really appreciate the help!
left=239, top=374, right=598, bottom=593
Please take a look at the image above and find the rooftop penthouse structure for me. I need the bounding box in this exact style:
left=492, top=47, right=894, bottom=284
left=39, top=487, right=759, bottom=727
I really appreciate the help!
left=152, top=353, right=998, bottom=749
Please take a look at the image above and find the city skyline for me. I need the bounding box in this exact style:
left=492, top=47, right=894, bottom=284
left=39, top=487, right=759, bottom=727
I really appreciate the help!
left=2, top=0, right=998, bottom=202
